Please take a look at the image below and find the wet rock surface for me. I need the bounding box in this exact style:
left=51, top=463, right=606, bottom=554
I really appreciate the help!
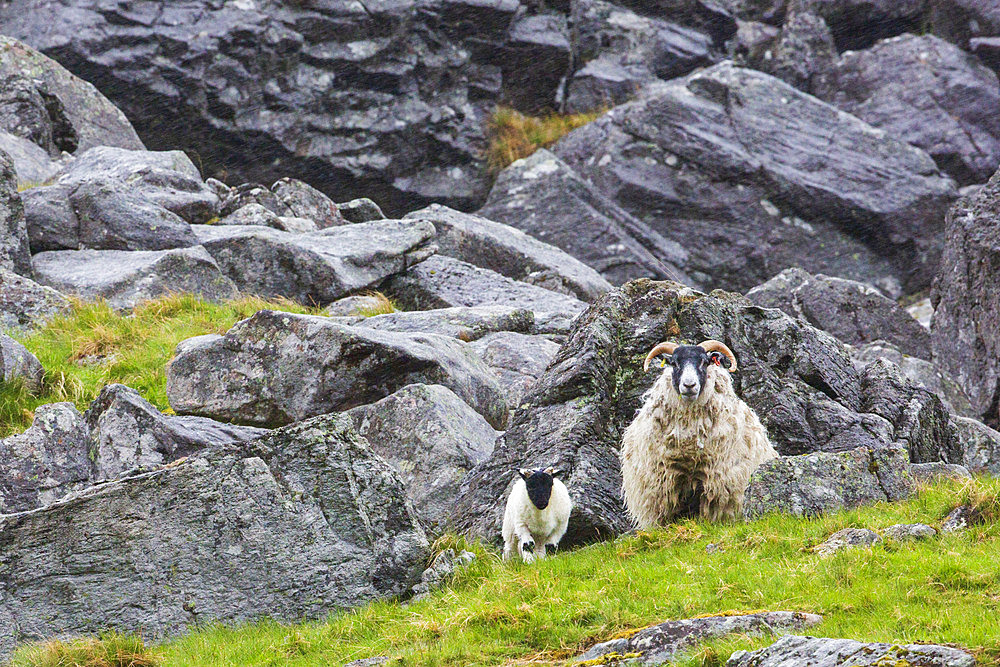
left=727, top=635, right=975, bottom=667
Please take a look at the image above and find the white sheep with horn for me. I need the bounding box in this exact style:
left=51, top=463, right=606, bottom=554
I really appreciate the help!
left=620, top=340, right=777, bottom=528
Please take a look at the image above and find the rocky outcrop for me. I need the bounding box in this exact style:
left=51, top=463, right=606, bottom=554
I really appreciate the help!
left=0, top=268, right=69, bottom=332
left=931, top=167, right=1000, bottom=426
left=0, top=333, right=44, bottom=392
left=347, top=383, right=499, bottom=533
left=552, top=62, right=957, bottom=294
left=193, top=219, right=436, bottom=307
left=0, top=149, right=30, bottom=276
left=32, top=246, right=238, bottom=309
left=727, top=635, right=975, bottom=667
left=0, top=414, right=429, bottom=661
left=166, top=310, right=508, bottom=430
left=814, top=33, right=1000, bottom=186
left=951, top=415, right=1000, bottom=475
left=852, top=341, right=973, bottom=417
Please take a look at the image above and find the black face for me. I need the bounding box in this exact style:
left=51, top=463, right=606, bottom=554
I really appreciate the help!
left=520, top=469, right=554, bottom=509
left=663, top=345, right=727, bottom=401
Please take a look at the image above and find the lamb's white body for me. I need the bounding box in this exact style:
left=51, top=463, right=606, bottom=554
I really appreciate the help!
left=621, top=363, right=777, bottom=528
left=502, top=478, right=571, bottom=562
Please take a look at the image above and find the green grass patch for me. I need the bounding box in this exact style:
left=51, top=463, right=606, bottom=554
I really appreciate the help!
left=485, top=106, right=605, bottom=173
left=1, top=294, right=321, bottom=437
left=15, top=479, right=996, bottom=666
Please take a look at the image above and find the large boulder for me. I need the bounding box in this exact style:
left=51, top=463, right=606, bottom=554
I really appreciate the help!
left=478, top=149, right=690, bottom=287
left=951, top=415, right=1000, bottom=475
left=21, top=184, right=79, bottom=252
left=194, top=219, right=436, bottom=307
left=552, top=62, right=957, bottom=294
left=345, top=306, right=538, bottom=341
left=0, top=333, right=44, bottom=393
left=453, top=280, right=951, bottom=546
left=931, top=168, right=1000, bottom=426
left=347, top=383, right=499, bottom=533
left=0, top=268, right=70, bottom=332
left=728, top=636, right=974, bottom=667
left=0, top=414, right=429, bottom=660
left=753, top=1, right=836, bottom=92
left=405, top=204, right=612, bottom=302
left=0, top=149, right=31, bottom=276
left=32, top=246, right=239, bottom=309
left=166, top=310, right=508, bottom=430
left=0, top=132, right=62, bottom=185
left=470, top=332, right=560, bottom=409
left=746, top=268, right=932, bottom=359
left=814, top=33, right=1000, bottom=186
left=69, top=181, right=198, bottom=251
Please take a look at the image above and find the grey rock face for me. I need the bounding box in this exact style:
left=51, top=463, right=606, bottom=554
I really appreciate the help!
left=32, top=246, right=238, bottom=309
left=579, top=611, right=822, bottom=665
left=454, top=280, right=940, bottom=546
left=758, top=3, right=836, bottom=92
left=951, top=416, right=1000, bottom=475
left=727, top=635, right=975, bottom=667
left=0, top=35, right=143, bottom=154
left=351, top=306, right=537, bottom=342
left=0, top=268, right=70, bottom=332
left=501, top=14, right=571, bottom=113
left=0, top=333, right=44, bottom=392
left=478, top=149, right=689, bottom=287
left=910, top=461, right=973, bottom=482
left=347, top=383, right=499, bottom=533
left=166, top=310, right=508, bottom=430
left=814, top=528, right=880, bottom=556
left=0, top=414, right=429, bottom=661
left=884, top=523, right=937, bottom=541
left=406, top=204, right=612, bottom=302
left=0, top=149, right=31, bottom=276
left=385, top=255, right=587, bottom=322
left=271, top=178, right=345, bottom=229
left=194, top=220, right=436, bottom=307
left=21, top=184, right=78, bottom=252
left=747, top=268, right=931, bottom=359
left=470, top=332, right=560, bottom=409
left=814, top=33, right=1000, bottom=186
left=70, top=181, right=198, bottom=251
left=0, top=131, right=61, bottom=185
left=929, top=0, right=1000, bottom=49
left=932, top=168, right=1000, bottom=427
left=338, top=198, right=385, bottom=224
left=553, top=62, right=957, bottom=294
left=0, top=403, right=90, bottom=514
left=744, top=446, right=915, bottom=519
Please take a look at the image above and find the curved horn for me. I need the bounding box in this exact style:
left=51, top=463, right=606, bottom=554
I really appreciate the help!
left=698, top=339, right=737, bottom=372
left=643, top=342, right=678, bottom=372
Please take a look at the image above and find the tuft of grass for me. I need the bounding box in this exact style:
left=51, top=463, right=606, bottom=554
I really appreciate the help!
left=0, top=293, right=322, bottom=437
left=17, top=178, right=55, bottom=192
left=958, top=477, right=1000, bottom=525
left=14, top=631, right=160, bottom=667
left=485, top=106, right=605, bottom=173
left=355, top=291, right=398, bottom=317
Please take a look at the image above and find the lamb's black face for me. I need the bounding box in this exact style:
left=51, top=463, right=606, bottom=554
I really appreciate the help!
left=664, top=345, right=727, bottom=401
left=520, top=469, right=554, bottom=509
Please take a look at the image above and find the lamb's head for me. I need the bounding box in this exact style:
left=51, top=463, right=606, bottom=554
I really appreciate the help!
left=643, top=340, right=737, bottom=402
left=519, top=467, right=562, bottom=509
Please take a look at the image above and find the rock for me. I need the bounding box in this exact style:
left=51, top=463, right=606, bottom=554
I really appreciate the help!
left=194, top=219, right=436, bottom=307
left=906, top=297, right=933, bottom=329
left=758, top=3, right=836, bottom=92
left=852, top=341, right=974, bottom=417
left=553, top=62, right=957, bottom=294
left=0, top=131, right=60, bottom=185
left=410, top=549, right=476, bottom=601
left=910, top=461, right=973, bottom=482
left=929, top=0, right=1000, bottom=49
left=347, top=384, right=499, bottom=533
left=579, top=611, right=822, bottom=665
left=970, top=36, right=1000, bottom=74
left=564, top=57, right=646, bottom=114
left=219, top=183, right=289, bottom=218
left=814, top=33, right=1000, bottom=186
left=338, top=198, right=385, bottom=224
left=470, top=332, right=560, bottom=409
left=0, top=333, right=44, bottom=392
left=351, top=306, right=538, bottom=342
left=932, top=169, right=1000, bottom=426
left=727, top=635, right=975, bottom=667
left=216, top=203, right=283, bottom=230
left=385, top=255, right=587, bottom=326
left=747, top=268, right=931, bottom=359
left=69, top=181, right=199, bottom=251
left=271, top=178, right=345, bottom=228
left=951, top=416, right=1000, bottom=475
left=478, top=149, right=689, bottom=286
left=745, top=446, right=915, bottom=519
left=21, top=184, right=78, bottom=252
left=166, top=310, right=508, bottom=430
left=324, top=295, right=392, bottom=318
left=0, top=35, right=143, bottom=154
left=0, top=403, right=90, bottom=514
left=0, top=414, right=429, bottom=660
left=58, top=146, right=218, bottom=224
left=884, top=523, right=937, bottom=541
left=345, top=659, right=389, bottom=667
left=0, top=268, right=70, bottom=332
left=815, top=528, right=880, bottom=556
left=730, top=20, right=781, bottom=65
left=455, top=280, right=939, bottom=546
left=85, top=384, right=268, bottom=482
left=32, top=246, right=238, bottom=310
left=941, top=505, right=972, bottom=533
left=813, top=0, right=927, bottom=51
left=0, top=149, right=31, bottom=276
left=406, top=204, right=612, bottom=302
left=501, top=14, right=571, bottom=113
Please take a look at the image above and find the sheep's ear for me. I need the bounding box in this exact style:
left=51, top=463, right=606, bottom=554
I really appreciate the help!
left=708, top=352, right=730, bottom=369
left=661, top=355, right=674, bottom=368
left=518, top=468, right=530, bottom=480
left=545, top=467, right=565, bottom=478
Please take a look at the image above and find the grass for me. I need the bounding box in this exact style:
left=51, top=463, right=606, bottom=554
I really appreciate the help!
left=355, top=291, right=398, bottom=317
left=13, top=631, right=160, bottom=667
left=1, top=294, right=322, bottom=437
left=485, top=107, right=605, bottom=173
left=12, top=478, right=1000, bottom=666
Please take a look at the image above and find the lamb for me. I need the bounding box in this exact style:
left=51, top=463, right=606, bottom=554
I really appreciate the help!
left=620, top=339, right=777, bottom=528
left=502, top=467, right=572, bottom=562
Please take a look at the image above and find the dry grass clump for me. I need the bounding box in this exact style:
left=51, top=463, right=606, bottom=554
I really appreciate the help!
left=355, top=291, right=398, bottom=317
left=14, top=631, right=160, bottom=667
left=485, top=106, right=605, bottom=173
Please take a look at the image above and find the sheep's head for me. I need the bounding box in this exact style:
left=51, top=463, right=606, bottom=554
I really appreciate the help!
left=519, top=467, right=562, bottom=509
left=643, top=340, right=737, bottom=402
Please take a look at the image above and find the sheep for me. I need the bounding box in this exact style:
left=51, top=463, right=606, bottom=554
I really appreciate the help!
left=502, top=467, right=572, bottom=562
left=620, top=339, right=777, bottom=528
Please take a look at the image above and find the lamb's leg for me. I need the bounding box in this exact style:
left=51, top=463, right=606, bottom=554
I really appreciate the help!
left=544, top=517, right=569, bottom=556
left=502, top=534, right=516, bottom=561
left=515, top=525, right=537, bottom=563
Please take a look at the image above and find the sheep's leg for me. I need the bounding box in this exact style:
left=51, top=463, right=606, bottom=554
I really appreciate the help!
left=515, top=525, right=537, bottom=563
left=544, top=517, right=569, bottom=556
left=502, top=534, right=517, bottom=561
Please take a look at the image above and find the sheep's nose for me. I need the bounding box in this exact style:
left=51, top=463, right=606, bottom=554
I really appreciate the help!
left=682, top=380, right=697, bottom=390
